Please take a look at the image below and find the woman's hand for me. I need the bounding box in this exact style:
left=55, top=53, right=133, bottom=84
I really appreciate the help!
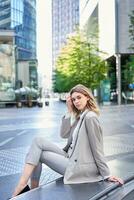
left=108, top=176, right=124, bottom=185
left=66, top=95, right=73, bottom=113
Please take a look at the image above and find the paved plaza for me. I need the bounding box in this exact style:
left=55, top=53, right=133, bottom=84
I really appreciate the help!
left=0, top=100, right=134, bottom=199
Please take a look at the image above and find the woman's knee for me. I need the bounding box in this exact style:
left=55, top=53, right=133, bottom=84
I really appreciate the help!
left=32, top=137, right=46, bottom=148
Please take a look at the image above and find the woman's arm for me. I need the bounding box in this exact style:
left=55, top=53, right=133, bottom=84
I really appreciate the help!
left=85, top=116, right=124, bottom=185
left=85, top=116, right=110, bottom=177
left=60, top=114, right=72, bottom=138
left=60, top=95, right=75, bottom=138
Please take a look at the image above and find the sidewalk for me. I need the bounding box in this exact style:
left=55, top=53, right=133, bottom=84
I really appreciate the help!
left=0, top=102, right=134, bottom=200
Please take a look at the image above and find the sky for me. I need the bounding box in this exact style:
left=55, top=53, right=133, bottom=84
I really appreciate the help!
left=37, top=0, right=52, bottom=89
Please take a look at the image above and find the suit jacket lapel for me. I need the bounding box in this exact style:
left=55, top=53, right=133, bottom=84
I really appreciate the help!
left=69, top=110, right=89, bottom=157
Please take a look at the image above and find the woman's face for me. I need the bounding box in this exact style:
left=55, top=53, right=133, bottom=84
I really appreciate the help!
left=71, top=92, right=89, bottom=111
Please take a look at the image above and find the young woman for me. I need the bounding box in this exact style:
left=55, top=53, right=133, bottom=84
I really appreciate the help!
left=12, top=84, right=123, bottom=197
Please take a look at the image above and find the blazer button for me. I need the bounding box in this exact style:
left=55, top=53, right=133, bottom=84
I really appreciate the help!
left=74, top=159, right=77, bottom=162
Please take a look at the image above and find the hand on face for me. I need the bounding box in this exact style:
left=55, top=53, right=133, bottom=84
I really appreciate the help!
left=66, top=95, right=73, bottom=113
left=107, top=176, right=124, bottom=185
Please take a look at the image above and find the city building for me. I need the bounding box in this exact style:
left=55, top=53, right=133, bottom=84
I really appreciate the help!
left=80, top=0, right=134, bottom=104
left=0, top=29, right=15, bottom=102
left=52, top=0, right=79, bottom=69
left=0, top=0, right=37, bottom=102
left=17, top=59, right=38, bottom=88
left=0, top=0, right=36, bottom=60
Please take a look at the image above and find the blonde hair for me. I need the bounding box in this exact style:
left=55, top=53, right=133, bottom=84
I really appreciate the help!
left=70, top=84, right=100, bottom=116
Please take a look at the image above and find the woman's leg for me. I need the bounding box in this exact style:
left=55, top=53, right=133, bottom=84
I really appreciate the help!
left=30, top=150, right=68, bottom=189
left=30, top=136, right=69, bottom=189
left=30, top=162, right=42, bottom=189
left=28, top=137, right=67, bottom=189
left=12, top=163, right=35, bottom=197
left=12, top=137, right=67, bottom=197
left=26, top=137, right=66, bottom=166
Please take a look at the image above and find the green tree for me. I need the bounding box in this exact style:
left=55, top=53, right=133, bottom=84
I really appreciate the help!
left=53, top=31, right=108, bottom=92
left=122, top=55, right=134, bottom=91
left=129, top=10, right=134, bottom=50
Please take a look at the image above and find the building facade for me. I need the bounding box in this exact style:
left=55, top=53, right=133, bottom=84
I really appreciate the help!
left=17, top=59, right=38, bottom=88
left=0, top=30, right=15, bottom=102
left=80, top=0, right=134, bottom=104
left=0, top=0, right=37, bottom=102
left=0, top=0, right=36, bottom=60
left=52, top=0, right=79, bottom=69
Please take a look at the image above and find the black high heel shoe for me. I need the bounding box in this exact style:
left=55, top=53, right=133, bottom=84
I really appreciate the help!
left=7, top=185, right=30, bottom=199
left=18, top=185, right=30, bottom=195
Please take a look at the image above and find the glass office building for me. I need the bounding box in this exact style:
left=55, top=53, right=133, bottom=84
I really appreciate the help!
left=0, top=0, right=36, bottom=60
left=0, top=0, right=37, bottom=103
left=52, top=0, right=79, bottom=68
left=80, top=0, right=134, bottom=105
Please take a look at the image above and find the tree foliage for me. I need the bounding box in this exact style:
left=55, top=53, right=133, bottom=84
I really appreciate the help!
left=122, top=55, right=134, bottom=90
left=53, top=31, right=108, bottom=93
left=129, top=10, right=134, bottom=50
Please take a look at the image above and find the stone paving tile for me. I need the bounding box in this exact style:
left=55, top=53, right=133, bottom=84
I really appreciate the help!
left=40, top=167, right=61, bottom=185
left=0, top=147, right=28, bottom=176
left=104, top=134, right=134, bottom=156
left=0, top=145, right=62, bottom=185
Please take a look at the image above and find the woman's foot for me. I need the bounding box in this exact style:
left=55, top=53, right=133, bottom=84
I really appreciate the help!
left=12, top=163, right=35, bottom=197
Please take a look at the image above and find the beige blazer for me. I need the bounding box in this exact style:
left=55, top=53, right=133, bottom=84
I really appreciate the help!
left=60, top=110, right=110, bottom=184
